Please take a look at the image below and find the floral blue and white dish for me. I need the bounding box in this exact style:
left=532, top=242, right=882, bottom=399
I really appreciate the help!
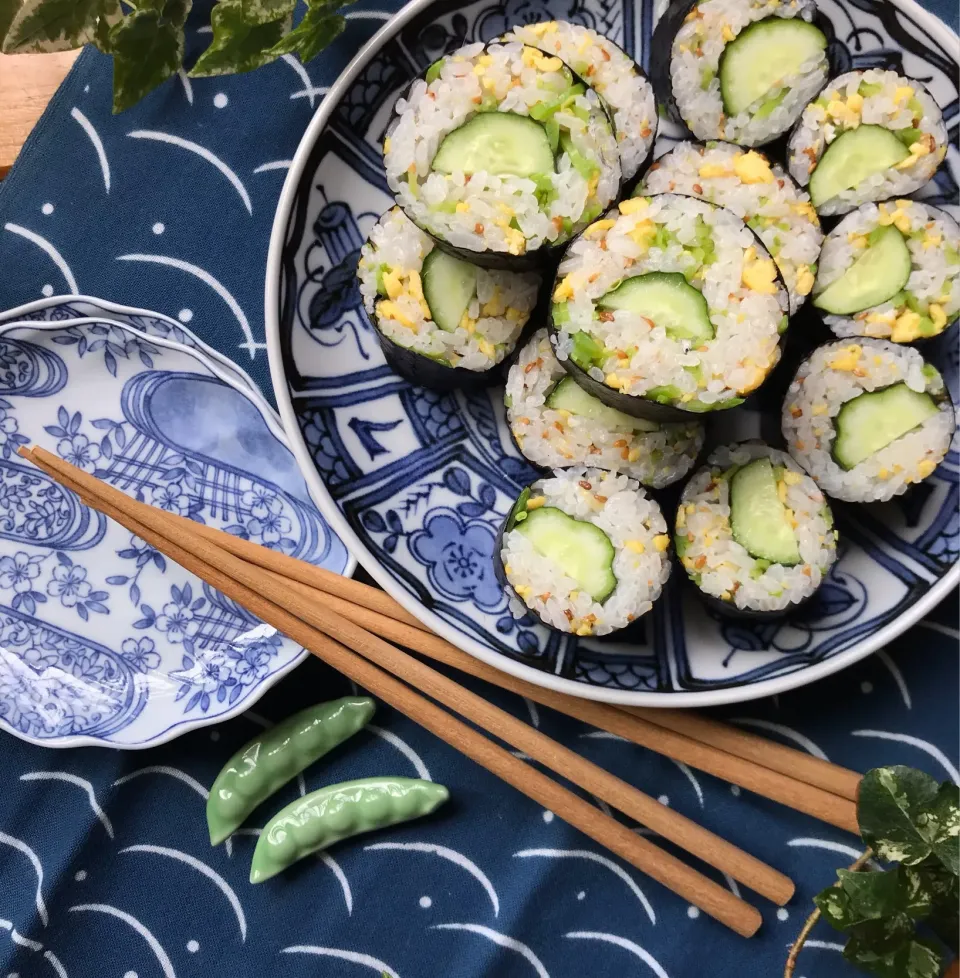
left=0, top=318, right=351, bottom=748
left=0, top=295, right=267, bottom=412
left=266, top=0, right=958, bottom=707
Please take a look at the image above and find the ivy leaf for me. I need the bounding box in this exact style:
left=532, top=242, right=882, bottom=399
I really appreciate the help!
left=191, top=0, right=291, bottom=77
left=923, top=781, right=960, bottom=875
left=858, top=766, right=947, bottom=866
left=0, top=1, right=23, bottom=44
left=236, top=0, right=296, bottom=24
left=843, top=935, right=942, bottom=978
left=2, top=0, right=118, bottom=53
left=919, top=860, right=959, bottom=951
left=107, top=0, right=190, bottom=113
left=268, top=1, right=350, bottom=63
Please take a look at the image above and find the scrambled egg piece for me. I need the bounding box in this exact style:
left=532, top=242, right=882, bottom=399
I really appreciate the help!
left=733, top=151, right=774, bottom=184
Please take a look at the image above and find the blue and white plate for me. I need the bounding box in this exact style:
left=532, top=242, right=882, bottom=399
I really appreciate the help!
left=266, top=0, right=958, bottom=707
left=0, top=318, right=351, bottom=748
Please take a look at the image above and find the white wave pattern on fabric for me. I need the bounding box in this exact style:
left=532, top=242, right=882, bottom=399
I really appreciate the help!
left=253, top=161, right=293, bottom=174
left=918, top=619, right=960, bottom=640
left=115, top=254, right=262, bottom=357
left=280, top=54, right=318, bottom=107
left=432, top=924, right=550, bottom=978
left=69, top=108, right=111, bottom=193
left=799, top=940, right=845, bottom=952
left=177, top=70, right=194, bottom=105
left=366, top=725, right=432, bottom=780
left=0, top=831, right=49, bottom=925
left=876, top=651, right=912, bottom=709
left=522, top=698, right=540, bottom=729
left=113, top=765, right=209, bottom=798
left=3, top=223, right=78, bottom=294
left=319, top=853, right=353, bottom=915
left=69, top=904, right=176, bottom=978
left=565, top=932, right=670, bottom=978
left=282, top=945, right=400, bottom=978
left=126, top=131, right=253, bottom=215
left=0, top=918, right=43, bottom=951
left=513, top=849, right=655, bottom=925
left=722, top=873, right=741, bottom=899
left=120, top=845, right=247, bottom=941
left=45, top=949, right=69, bottom=978
left=344, top=10, right=393, bottom=19
left=730, top=719, right=829, bottom=760
left=289, top=87, right=331, bottom=102
left=851, top=730, right=960, bottom=784
left=20, top=772, right=115, bottom=838
left=787, top=838, right=881, bottom=869
left=670, top=761, right=704, bottom=808
left=364, top=842, right=500, bottom=917
left=580, top=731, right=629, bottom=743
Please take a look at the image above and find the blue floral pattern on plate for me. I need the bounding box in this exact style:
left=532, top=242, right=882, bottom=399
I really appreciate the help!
left=268, top=0, right=958, bottom=705
left=0, top=319, right=350, bottom=747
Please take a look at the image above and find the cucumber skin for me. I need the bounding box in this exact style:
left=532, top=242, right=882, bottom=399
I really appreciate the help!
left=545, top=205, right=791, bottom=421
left=650, top=0, right=838, bottom=145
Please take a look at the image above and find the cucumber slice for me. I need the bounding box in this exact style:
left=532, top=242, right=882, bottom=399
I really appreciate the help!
left=718, top=19, right=826, bottom=117
left=813, top=225, right=911, bottom=315
left=599, top=272, right=714, bottom=343
left=809, top=126, right=910, bottom=208
left=832, top=383, right=940, bottom=470
left=546, top=377, right=658, bottom=432
left=513, top=506, right=617, bottom=602
left=422, top=249, right=477, bottom=332
left=431, top=112, right=555, bottom=178
left=729, top=458, right=800, bottom=565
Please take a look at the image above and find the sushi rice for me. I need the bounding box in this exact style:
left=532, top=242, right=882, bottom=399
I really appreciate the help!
left=782, top=339, right=955, bottom=502
left=668, top=0, right=828, bottom=146
left=383, top=41, right=621, bottom=259
left=551, top=193, right=789, bottom=411
left=787, top=69, right=947, bottom=216
left=357, top=207, right=539, bottom=369
left=506, top=21, right=656, bottom=183
left=677, top=443, right=838, bottom=613
left=506, top=330, right=705, bottom=487
left=642, top=141, right=822, bottom=313
left=500, top=467, right=671, bottom=635
left=814, top=200, right=960, bottom=343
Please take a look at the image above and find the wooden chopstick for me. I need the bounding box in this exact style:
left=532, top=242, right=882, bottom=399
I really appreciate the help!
left=25, top=448, right=764, bottom=937
left=118, top=499, right=861, bottom=803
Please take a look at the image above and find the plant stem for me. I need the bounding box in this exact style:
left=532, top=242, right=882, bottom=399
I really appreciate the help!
left=784, top=848, right=874, bottom=978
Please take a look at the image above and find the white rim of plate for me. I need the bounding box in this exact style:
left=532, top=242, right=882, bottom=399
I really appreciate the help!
left=265, top=0, right=960, bottom=707
left=0, top=316, right=354, bottom=748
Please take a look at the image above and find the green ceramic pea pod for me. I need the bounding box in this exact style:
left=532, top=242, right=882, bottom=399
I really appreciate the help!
left=207, top=696, right=376, bottom=846
left=249, top=776, right=450, bottom=883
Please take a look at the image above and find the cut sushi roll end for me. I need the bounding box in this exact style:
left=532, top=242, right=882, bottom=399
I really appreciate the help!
left=653, top=0, right=828, bottom=147
left=813, top=200, right=960, bottom=343
left=549, top=193, right=789, bottom=420
left=788, top=69, right=948, bottom=216
left=782, top=338, right=955, bottom=502
left=640, top=141, right=822, bottom=314
left=357, top=207, right=540, bottom=389
left=497, top=468, right=671, bottom=635
left=383, top=41, right=621, bottom=268
left=506, top=330, right=704, bottom=488
left=677, top=443, right=838, bottom=616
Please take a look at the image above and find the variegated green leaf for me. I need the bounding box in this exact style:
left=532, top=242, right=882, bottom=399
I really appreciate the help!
left=2, top=0, right=119, bottom=54
left=843, top=935, right=942, bottom=978
left=190, top=0, right=290, bottom=77
left=108, top=0, right=190, bottom=113
left=237, top=0, right=296, bottom=25
left=268, top=1, right=350, bottom=63
left=0, top=0, right=24, bottom=44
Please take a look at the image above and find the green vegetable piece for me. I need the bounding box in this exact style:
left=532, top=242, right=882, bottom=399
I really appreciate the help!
left=551, top=301, right=570, bottom=326
left=858, top=81, right=883, bottom=97
left=431, top=112, right=555, bottom=178
left=506, top=486, right=532, bottom=529
left=559, top=131, right=599, bottom=182
left=569, top=330, right=606, bottom=369
left=207, top=696, right=376, bottom=846
left=543, top=118, right=560, bottom=154
left=375, top=264, right=389, bottom=297
left=250, top=777, right=449, bottom=882
left=425, top=58, right=444, bottom=83
left=893, top=126, right=922, bottom=149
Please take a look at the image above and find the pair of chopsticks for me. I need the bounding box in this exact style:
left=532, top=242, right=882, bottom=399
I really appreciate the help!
left=21, top=445, right=863, bottom=938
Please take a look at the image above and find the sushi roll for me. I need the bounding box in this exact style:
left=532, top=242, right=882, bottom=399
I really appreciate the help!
left=496, top=467, right=671, bottom=635
left=676, top=443, right=838, bottom=616
left=650, top=0, right=829, bottom=147
left=504, top=21, right=657, bottom=188
left=506, top=330, right=704, bottom=488
left=383, top=40, right=621, bottom=270
left=787, top=69, right=947, bottom=216
left=640, top=141, right=822, bottom=314
left=549, top=193, right=790, bottom=421
left=782, top=339, right=955, bottom=502
left=812, top=200, right=959, bottom=343
left=357, top=208, right=540, bottom=390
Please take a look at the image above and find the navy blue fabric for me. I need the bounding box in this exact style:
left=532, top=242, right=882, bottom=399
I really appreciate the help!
left=0, top=3, right=958, bottom=977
